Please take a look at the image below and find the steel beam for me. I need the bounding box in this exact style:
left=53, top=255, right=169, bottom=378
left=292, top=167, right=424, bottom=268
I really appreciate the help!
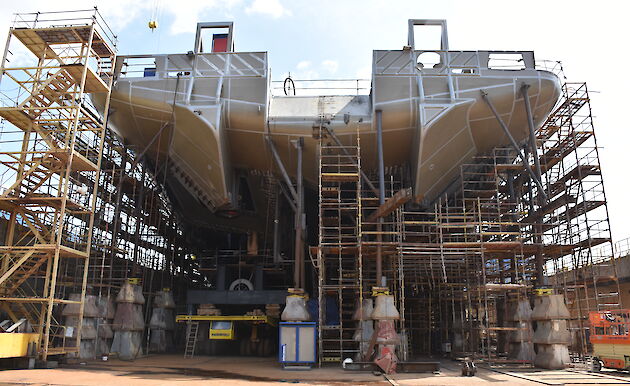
left=521, top=84, right=544, bottom=195
left=266, top=136, right=298, bottom=203
left=480, top=90, right=547, bottom=199
left=187, top=290, right=288, bottom=305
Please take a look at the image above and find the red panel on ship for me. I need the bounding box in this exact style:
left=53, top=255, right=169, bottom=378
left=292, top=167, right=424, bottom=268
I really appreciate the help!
left=212, top=34, right=228, bottom=52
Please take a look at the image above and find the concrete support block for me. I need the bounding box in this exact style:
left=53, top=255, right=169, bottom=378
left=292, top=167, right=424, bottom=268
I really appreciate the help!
left=149, top=329, right=173, bottom=353
left=110, top=331, right=143, bottom=360
left=62, top=294, right=99, bottom=317
left=116, top=283, right=145, bottom=304
left=508, top=341, right=535, bottom=361
left=97, top=320, right=114, bottom=339
left=113, top=303, right=145, bottom=331
left=353, top=320, right=374, bottom=360
left=532, top=295, right=570, bottom=320
left=532, top=294, right=570, bottom=369
left=65, top=316, right=97, bottom=339
left=534, top=344, right=570, bottom=369
left=533, top=320, right=571, bottom=345
left=149, top=308, right=175, bottom=331
left=153, top=290, right=175, bottom=309
left=509, top=321, right=533, bottom=342
left=507, top=299, right=533, bottom=322
left=281, top=295, right=310, bottom=321
left=96, top=296, right=116, bottom=319
left=96, top=337, right=111, bottom=356
left=371, top=295, right=400, bottom=320
left=67, top=339, right=96, bottom=360
left=149, top=308, right=168, bottom=330
left=352, top=299, right=374, bottom=321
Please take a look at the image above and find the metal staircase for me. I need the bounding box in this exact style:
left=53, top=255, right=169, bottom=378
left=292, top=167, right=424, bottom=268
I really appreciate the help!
left=0, top=10, right=116, bottom=360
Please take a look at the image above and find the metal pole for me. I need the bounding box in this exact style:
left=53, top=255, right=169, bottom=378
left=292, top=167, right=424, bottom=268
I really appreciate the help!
left=376, top=111, right=385, bottom=206
left=521, top=85, right=547, bottom=285
left=273, top=184, right=281, bottom=263
left=266, top=136, right=298, bottom=203
left=294, top=138, right=304, bottom=289
left=521, top=84, right=544, bottom=192
left=480, top=90, right=547, bottom=200
left=375, top=110, right=385, bottom=285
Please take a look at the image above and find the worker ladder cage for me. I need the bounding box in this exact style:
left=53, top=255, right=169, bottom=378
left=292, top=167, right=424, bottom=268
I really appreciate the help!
left=0, top=9, right=116, bottom=359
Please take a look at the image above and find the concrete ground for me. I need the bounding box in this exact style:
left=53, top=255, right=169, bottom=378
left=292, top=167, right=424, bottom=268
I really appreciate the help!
left=0, top=355, right=629, bottom=385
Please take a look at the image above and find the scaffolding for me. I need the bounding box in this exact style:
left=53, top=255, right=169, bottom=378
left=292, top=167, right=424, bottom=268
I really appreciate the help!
left=0, top=9, right=202, bottom=361
left=0, top=9, right=116, bottom=358
left=396, top=79, right=620, bottom=363
left=317, top=127, right=364, bottom=364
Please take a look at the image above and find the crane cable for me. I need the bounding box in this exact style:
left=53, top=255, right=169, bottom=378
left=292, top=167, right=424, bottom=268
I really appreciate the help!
left=148, top=0, right=162, bottom=31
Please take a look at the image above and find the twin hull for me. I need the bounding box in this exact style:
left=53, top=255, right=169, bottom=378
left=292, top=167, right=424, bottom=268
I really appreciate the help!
left=95, top=50, right=561, bottom=231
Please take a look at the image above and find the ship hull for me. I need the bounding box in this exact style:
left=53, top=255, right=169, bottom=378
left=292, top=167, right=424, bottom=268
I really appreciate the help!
left=94, top=49, right=561, bottom=233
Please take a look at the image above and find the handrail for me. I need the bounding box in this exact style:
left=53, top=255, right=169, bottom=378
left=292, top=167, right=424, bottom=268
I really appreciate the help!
left=12, top=8, right=117, bottom=51
left=115, top=52, right=267, bottom=80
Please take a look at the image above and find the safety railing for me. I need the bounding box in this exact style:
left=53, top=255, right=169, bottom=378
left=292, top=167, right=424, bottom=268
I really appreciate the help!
left=373, top=49, right=540, bottom=76
left=115, top=52, right=267, bottom=79
left=614, top=238, right=630, bottom=258
left=270, top=78, right=371, bottom=96
left=12, top=8, right=117, bottom=51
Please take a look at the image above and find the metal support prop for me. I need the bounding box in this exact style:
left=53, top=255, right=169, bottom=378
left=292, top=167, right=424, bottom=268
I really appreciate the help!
left=480, top=90, right=547, bottom=199
left=521, top=85, right=546, bottom=284
left=375, top=110, right=385, bottom=284
left=323, top=126, right=379, bottom=196
left=266, top=136, right=298, bottom=204
left=521, top=84, right=544, bottom=194
left=278, top=182, right=297, bottom=212
left=294, top=137, right=304, bottom=289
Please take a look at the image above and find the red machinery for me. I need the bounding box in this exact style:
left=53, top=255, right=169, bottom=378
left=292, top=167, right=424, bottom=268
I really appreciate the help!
left=589, top=310, right=630, bottom=371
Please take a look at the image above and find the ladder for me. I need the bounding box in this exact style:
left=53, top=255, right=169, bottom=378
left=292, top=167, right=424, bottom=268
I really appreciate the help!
left=184, top=321, right=199, bottom=358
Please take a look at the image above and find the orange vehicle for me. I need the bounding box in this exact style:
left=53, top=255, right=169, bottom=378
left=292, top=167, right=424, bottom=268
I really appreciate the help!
left=589, top=310, right=630, bottom=371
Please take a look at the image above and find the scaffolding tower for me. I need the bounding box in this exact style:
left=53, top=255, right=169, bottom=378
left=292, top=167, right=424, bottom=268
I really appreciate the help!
left=0, top=9, right=116, bottom=359
left=317, top=127, right=363, bottom=364
left=397, top=78, right=621, bottom=363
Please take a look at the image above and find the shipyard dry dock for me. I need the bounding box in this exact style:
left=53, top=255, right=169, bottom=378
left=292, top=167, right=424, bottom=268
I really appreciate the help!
left=0, top=7, right=629, bottom=386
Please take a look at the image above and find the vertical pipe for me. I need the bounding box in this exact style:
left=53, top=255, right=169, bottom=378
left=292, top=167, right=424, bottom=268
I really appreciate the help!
left=294, top=137, right=304, bottom=289
left=376, top=111, right=385, bottom=206
left=523, top=85, right=547, bottom=285
left=376, top=110, right=385, bottom=285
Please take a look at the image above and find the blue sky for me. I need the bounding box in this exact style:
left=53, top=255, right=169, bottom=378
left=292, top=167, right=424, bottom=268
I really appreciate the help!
left=1, top=0, right=629, bottom=244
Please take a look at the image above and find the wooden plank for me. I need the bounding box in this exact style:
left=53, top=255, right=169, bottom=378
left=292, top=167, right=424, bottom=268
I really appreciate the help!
left=62, top=63, right=109, bottom=93
left=0, top=244, right=87, bottom=259
left=321, top=172, right=359, bottom=182
left=50, top=149, right=98, bottom=171
left=366, top=188, right=412, bottom=223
